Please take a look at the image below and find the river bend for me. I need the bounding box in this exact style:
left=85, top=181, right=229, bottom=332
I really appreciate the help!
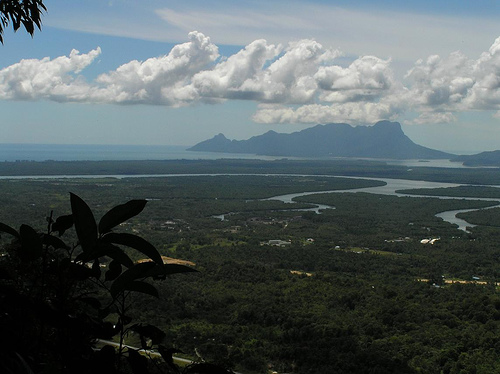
left=265, top=177, right=500, bottom=232
left=1, top=173, right=498, bottom=232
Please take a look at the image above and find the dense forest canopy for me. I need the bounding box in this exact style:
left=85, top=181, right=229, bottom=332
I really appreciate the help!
left=1, top=170, right=499, bottom=373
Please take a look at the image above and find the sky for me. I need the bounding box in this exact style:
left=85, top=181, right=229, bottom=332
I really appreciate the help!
left=1, top=0, right=500, bottom=154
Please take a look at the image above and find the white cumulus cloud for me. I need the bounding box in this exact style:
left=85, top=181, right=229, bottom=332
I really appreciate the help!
left=2, top=32, right=500, bottom=126
left=315, top=56, right=396, bottom=103
left=93, top=31, right=220, bottom=105
left=188, top=39, right=282, bottom=102
left=0, top=48, right=101, bottom=101
left=253, top=101, right=402, bottom=125
left=408, top=112, right=458, bottom=125
left=405, top=36, right=500, bottom=118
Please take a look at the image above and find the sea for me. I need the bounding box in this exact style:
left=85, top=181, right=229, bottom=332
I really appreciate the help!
left=0, top=144, right=282, bottom=162
left=0, top=143, right=473, bottom=168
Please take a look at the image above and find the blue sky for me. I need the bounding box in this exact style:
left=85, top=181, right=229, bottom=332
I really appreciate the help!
left=1, top=0, right=500, bottom=153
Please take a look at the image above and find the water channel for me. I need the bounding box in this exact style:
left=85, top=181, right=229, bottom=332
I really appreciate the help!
left=2, top=173, right=499, bottom=232
left=264, top=177, right=500, bottom=232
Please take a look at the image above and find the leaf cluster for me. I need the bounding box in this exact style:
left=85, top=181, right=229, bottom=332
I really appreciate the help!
left=0, top=193, right=208, bottom=374
left=0, top=0, right=46, bottom=43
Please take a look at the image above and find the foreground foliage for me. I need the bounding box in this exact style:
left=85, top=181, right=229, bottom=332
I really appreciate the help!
left=0, top=0, right=46, bottom=43
left=0, top=193, right=231, bottom=374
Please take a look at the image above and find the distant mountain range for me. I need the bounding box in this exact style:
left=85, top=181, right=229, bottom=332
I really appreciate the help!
left=451, top=150, right=500, bottom=167
left=189, top=121, right=453, bottom=160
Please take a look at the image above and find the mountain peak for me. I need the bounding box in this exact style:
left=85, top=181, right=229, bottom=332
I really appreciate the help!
left=189, top=121, right=453, bottom=160
left=372, top=120, right=403, bottom=131
left=374, top=120, right=400, bottom=127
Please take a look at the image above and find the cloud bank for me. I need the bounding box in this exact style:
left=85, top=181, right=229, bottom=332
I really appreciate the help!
left=1, top=31, right=500, bottom=125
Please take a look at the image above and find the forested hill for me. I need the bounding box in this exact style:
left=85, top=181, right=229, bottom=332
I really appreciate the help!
left=451, top=150, right=500, bottom=167
left=189, top=120, right=454, bottom=160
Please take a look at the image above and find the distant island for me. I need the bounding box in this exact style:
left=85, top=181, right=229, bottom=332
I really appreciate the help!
left=189, top=121, right=454, bottom=160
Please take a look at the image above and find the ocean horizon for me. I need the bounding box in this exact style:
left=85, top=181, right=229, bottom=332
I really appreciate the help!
left=0, top=143, right=283, bottom=162
left=0, top=143, right=475, bottom=169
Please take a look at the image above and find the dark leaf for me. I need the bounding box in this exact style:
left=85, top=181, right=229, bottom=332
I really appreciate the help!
left=92, top=259, right=101, bottom=279
left=68, top=262, right=93, bottom=281
left=76, top=241, right=134, bottom=268
left=12, top=16, right=20, bottom=30
left=158, top=345, right=183, bottom=371
left=121, top=280, right=159, bottom=298
left=19, top=224, right=42, bottom=261
left=105, top=259, right=122, bottom=281
left=0, top=222, right=19, bottom=239
left=101, top=242, right=134, bottom=268
left=6, top=352, right=36, bottom=374
left=102, top=232, right=163, bottom=265
left=119, top=315, right=133, bottom=326
left=74, top=241, right=112, bottom=265
left=149, top=263, right=198, bottom=280
left=139, top=334, right=148, bottom=350
left=127, top=349, right=150, bottom=374
left=130, top=324, right=166, bottom=345
left=41, top=234, right=69, bottom=250
left=70, top=193, right=97, bottom=253
left=98, top=199, right=147, bottom=234
left=22, top=19, right=34, bottom=34
left=156, top=263, right=198, bottom=277
left=95, top=325, right=117, bottom=341
left=0, top=0, right=46, bottom=44
left=93, top=345, right=116, bottom=372
left=58, top=257, right=71, bottom=271
left=74, top=248, right=101, bottom=264
left=110, top=262, right=157, bottom=298
left=79, top=297, right=101, bottom=310
left=51, top=214, right=73, bottom=236
left=98, top=307, right=110, bottom=320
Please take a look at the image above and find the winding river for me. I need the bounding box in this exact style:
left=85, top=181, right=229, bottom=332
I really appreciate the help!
left=265, top=177, right=500, bottom=232
left=1, top=173, right=498, bottom=232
